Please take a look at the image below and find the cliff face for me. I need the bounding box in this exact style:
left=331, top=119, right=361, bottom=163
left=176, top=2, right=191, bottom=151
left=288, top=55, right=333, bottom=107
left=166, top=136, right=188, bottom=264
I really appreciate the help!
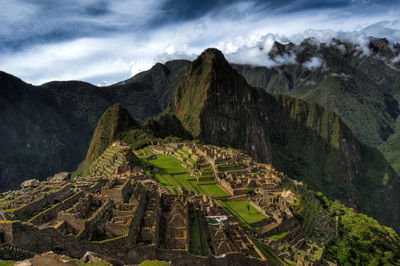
left=167, top=48, right=400, bottom=231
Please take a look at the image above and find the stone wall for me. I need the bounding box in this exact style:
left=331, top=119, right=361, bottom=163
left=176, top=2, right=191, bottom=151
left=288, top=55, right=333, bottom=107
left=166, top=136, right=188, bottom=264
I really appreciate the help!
left=28, top=191, right=83, bottom=226
left=0, top=243, right=36, bottom=261
left=12, top=186, right=74, bottom=221
left=0, top=221, right=14, bottom=244
left=57, top=212, right=85, bottom=235
left=78, top=199, right=114, bottom=239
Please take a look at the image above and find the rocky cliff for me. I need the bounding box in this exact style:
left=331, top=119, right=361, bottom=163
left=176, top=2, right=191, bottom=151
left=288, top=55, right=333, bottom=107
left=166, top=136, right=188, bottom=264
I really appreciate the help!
left=167, top=48, right=400, bottom=231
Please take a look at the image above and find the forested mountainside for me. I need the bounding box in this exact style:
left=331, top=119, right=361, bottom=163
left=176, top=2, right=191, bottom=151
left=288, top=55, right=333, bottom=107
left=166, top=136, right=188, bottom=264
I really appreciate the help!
left=166, top=48, right=400, bottom=232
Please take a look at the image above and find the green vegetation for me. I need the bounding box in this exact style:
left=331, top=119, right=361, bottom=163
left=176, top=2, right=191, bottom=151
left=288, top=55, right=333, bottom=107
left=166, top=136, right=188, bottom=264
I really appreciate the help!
left=141, top=153, right=228, bottom=197
left=250, top=238, right=288, bottom=266
left=119, top=129, right=156, bottom=150
left=326, top=200, right=400, bottom=265
left=290, top=185, right=400, bottom=265
left=269, top=232, right=287, bottom=241
left=217, top=200, right=265, bottom=225
left=149, top=155, right=187, bottom=173
left=379, top=131, right=400, bottom=173
left=189, top=211, right=208, bottom=256
left=198, top=184, right=229, bottom=197
left=138, top=260, right=170, bottom=266
left=144, top=114, right=193, bottom=140
left=0, top=261, right=16, bottom=266
left=78, top=103, right=139, bottom=175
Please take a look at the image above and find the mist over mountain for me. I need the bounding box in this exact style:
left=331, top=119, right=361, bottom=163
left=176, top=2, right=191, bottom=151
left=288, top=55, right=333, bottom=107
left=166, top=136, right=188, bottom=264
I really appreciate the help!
left=2, top=37, right=400, bottom=192
left=2, top=37, right=400, bottom=265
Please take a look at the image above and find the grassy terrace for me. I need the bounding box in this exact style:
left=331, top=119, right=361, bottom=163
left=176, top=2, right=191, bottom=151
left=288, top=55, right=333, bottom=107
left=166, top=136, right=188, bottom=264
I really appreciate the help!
left=141, top=153, right=229, bottom=197
left=189, top=210, right=209, bottom=256
left=217, top=200, right=265, bottom=225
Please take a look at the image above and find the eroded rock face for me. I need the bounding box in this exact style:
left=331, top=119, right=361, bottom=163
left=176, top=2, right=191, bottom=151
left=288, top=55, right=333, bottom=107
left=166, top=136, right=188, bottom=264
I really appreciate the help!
left=20, top=179, right=40, bottom=189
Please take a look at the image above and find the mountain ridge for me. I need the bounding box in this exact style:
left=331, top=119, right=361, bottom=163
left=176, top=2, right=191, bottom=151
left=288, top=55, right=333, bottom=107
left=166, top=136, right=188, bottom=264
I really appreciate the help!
left=166, top=47, right=400, bottom=232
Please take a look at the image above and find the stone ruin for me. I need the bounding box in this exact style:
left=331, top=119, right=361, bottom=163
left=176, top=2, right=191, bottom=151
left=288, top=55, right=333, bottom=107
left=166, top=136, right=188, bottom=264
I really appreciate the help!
left=0, top=141, right=333, bottom=265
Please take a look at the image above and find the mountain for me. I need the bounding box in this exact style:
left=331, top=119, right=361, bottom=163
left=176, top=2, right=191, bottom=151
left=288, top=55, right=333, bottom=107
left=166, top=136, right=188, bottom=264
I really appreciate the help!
left=79, top=103, right=139, bottom=174
left=0, top=60, right=188, bottom=191
left=231, top=38, right=400, bottom=173
left=166, top=48, right=400, bottom=232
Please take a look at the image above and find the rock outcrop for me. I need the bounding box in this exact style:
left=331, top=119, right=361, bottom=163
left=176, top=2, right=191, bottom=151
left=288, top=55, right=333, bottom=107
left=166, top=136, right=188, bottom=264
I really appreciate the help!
left=21, top=179, right=40, bottom=190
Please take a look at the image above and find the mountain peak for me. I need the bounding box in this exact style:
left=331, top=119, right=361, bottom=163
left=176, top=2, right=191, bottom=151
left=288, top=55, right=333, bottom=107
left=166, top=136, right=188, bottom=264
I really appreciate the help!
left=166, top=48, right=249, bottom=137
left=198, top=48, right=226, bottom=61
left=79, top=103, right=138, bottom=174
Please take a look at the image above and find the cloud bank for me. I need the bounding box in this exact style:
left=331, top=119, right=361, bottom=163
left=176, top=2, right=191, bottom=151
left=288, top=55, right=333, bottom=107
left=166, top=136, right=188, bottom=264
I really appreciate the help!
left=0, top=0, right=400, bottom=85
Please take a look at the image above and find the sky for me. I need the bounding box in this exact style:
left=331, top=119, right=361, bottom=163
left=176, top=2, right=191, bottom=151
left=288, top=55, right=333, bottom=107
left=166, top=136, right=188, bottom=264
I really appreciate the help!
left=1, top=0, right=400, bottom=85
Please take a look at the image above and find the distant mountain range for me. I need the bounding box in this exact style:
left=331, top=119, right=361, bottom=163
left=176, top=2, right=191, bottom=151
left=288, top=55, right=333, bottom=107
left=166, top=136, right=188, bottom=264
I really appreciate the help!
left=1, top=37, right=400, bottom=232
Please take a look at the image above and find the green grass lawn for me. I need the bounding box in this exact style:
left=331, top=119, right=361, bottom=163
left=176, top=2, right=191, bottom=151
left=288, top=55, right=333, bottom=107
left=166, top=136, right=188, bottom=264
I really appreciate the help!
left=269, top=232, right=287, bottom=241
left=199, top=184, right=229, bottom=197
left=139, top=260, right=170, bottom=266
left=143, top=155, right=229, bottom=197
left=189, top=215, right=209, bottom=256
left=150, top=155, right=187, bottom=173
left=217, top=200, right=265, bottom=224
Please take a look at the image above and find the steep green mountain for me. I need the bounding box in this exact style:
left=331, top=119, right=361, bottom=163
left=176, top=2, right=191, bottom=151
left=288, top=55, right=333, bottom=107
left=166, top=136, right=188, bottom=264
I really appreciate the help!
left=167, top=48, right=400, bottom=232
left=2, top=37, right=400, bottom=194
left=233, top=38, right=400, bottom=147
left=79, top=103, right=139, bottom=174
left=79, top=104, right=193, bottom=174
left=0, top=60, right=189, bottom=191
left=76, top=105, right=400, bottom=264
left=231, top=38, right=400, bottom=175
left=143, top=114, right=193, bottom=139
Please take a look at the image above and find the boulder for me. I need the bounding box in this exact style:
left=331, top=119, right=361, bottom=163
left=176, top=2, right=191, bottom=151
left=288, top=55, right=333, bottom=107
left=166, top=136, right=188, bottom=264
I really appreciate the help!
left=21, top=179, right=40, bottom=189
left=81, top=251, right=115, bottom=265
left=50, top=172, right=70, bottom=182
left=281, top=190, right=295, bottom=204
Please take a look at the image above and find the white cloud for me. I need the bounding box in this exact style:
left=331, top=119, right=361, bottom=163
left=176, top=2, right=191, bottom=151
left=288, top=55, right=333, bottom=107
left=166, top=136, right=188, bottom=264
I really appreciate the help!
left=129, top=59, right=155, bottom=77
left=165, top=45, right=176, bottom=55
left=303, top=57, right=324, bottom=70
left=331, top=72, right=352, bottom=80
left=1, top=0, right=400, bottom=85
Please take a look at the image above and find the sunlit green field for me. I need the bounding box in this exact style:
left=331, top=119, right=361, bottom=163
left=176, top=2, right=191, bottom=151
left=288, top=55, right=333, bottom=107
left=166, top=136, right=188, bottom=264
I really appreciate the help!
left=141, top=153, right=229, bottom=197
left=217, top=200, right=265, bottom=224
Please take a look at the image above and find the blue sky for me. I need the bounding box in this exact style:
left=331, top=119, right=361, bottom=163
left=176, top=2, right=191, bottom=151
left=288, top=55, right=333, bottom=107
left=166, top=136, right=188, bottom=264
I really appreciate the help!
left=1, top=0, right=400, bottom=85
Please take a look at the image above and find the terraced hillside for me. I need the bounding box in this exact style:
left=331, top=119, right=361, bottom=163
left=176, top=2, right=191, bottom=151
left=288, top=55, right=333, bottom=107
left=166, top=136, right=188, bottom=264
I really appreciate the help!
left=87, top=143, right=140, bottom=178
left=134, top=142, right=400, bottom=265
left=1, top=139, right=399, bottom=265
left=166, top=48, right=400, bottom=234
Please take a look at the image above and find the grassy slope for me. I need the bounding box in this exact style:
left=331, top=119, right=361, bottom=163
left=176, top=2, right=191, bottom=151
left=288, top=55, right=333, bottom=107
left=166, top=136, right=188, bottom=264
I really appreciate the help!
left=379, top=131, right=400, bottom=173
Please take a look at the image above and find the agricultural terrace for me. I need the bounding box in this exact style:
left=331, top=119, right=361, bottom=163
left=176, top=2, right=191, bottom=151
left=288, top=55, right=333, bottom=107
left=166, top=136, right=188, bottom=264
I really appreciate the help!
left=217, top=200, right=266, bottom=226
left=138, top=151, right=229, bottom=197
